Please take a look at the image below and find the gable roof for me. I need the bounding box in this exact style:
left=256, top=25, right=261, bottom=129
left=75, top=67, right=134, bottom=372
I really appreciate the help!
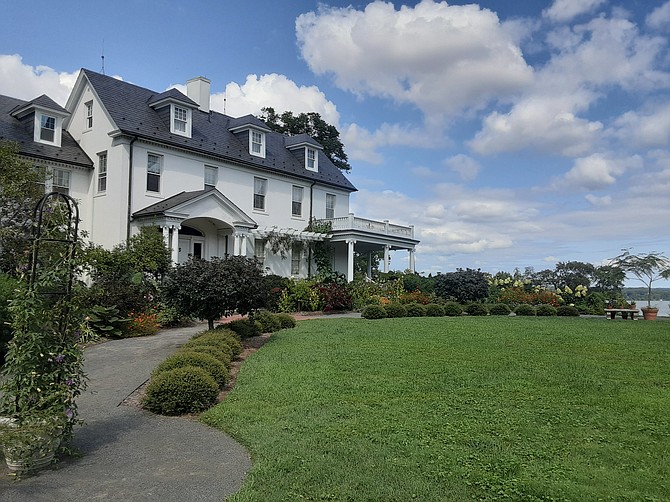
left=147, top=89, right=198, bottom=108
left=0, top=94, right=93, bottom=168
left=79, top=69, right=356, bottom=192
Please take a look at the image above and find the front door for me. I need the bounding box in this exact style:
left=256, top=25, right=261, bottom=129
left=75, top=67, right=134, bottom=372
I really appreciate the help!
left=178, top=236, right=205, bottom=262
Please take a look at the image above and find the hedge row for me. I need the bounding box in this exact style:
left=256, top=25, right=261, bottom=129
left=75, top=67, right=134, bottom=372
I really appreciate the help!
left=362, top=302, right=581, bottom=319
left=142, top=312, right=297, bottom=415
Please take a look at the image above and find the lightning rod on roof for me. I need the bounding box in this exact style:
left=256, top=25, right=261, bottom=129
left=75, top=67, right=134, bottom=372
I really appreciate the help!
left=223, top=91, right=227, bottom=115
left=101, top=39, right=105, bottom=75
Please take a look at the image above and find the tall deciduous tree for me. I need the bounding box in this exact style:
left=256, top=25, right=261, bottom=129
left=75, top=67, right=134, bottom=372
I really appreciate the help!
left=434, top=268, right=489, bottom=304
left=611, top=249, right=670, bottom=308
left=0, top=141, right=45, bottom=275
left=258, top=107, right=351, bottom=172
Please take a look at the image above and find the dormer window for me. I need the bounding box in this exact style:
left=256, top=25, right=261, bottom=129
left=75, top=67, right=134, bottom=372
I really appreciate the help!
left=40, top=114, right=56, bottom=142
left=171, top=105, right=192, bottom=137
left=34, top=112, right=63, bottom=146
left=250, top=130, right=265, bottom=157
left=306, top=148, right=318, bottom=172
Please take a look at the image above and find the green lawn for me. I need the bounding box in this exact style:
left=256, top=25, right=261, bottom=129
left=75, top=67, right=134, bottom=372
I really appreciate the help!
left=201, top=317, right=670, bottom=501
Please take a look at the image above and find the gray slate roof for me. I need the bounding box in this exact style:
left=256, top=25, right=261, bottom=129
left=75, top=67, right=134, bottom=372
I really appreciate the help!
left=82, top=69, right=356, bottom=192
left=0, top=94, right=93, bottom=168
left=132, top=188, right=214, bottom=217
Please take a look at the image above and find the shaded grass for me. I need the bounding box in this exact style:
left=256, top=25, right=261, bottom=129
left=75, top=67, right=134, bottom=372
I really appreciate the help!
left=201, top=317, right=670, bottom=501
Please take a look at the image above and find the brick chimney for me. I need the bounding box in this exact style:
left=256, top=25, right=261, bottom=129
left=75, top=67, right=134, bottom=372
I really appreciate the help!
left=186, top=76, right=211, bottom=113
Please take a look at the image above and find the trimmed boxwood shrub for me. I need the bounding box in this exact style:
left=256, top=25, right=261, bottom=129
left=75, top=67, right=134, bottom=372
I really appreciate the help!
left=424, top=303, right=445, bottom=317
left=275, top=313, right=297, bottom=329
left=142, top=366, right=218, bottom=415
left=251, top=311, right=282, bottom=333
left=195, top=328, right=243, bottom=358
left=405, top=302, right=427, bottom=317
left=536, top=304, right=557, bottom=316
left=384, top=302, right=407, bottom=318
left=465, top=303, right=489, bottom=316
left=180, top=344, right=232, bottom=369
left=443, top=302, right=463, bottom=317
left=227, top=318, right=262, bottom=338
left=489, top=303, right=512, bottom=316
left=515, top=304, right=536, bottom=316
left=154, top=351, right=229, bottom=388
left=361, top=304, right=387, bottom=319
left=557, top=305, right=580, bottom=316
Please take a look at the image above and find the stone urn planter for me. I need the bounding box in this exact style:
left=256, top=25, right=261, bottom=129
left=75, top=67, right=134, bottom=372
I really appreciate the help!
left=0, top=417, right=64, bottom=473
left=641, top=307, right=659, bottom=321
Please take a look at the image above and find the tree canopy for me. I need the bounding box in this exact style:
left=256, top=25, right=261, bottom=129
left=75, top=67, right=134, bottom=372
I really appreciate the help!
left=258, top=107, right=351, bottom=172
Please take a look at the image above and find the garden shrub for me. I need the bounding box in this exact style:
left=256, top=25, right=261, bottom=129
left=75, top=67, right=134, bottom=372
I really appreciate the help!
left=489, top=303, right=512, bottom=316
left=316, top=282, right=352, bottom=311
left=536, top=304, right=557, bottom=316
left=465, top=303, right=489, bottom=316
left=179, top=344, right=232, bottom=369
left=557, top=305, right=580, bottom=317
left=183, top=333, right=234, bottom=359
left=405, top=302, right=427, bottom=317
left=0, top=273, right=18, bottom=364
left=384, top=302, right=407, bottom=318
left=227, top=318, right=262, bottom=338
left=156, top=302, right=193, bottom=328
left=424, top=303, right=445, bottom=317
left=208, top=328, right=243, bottom=357
left=399, top=290, right=433, bottom=305
left=443, top=302, right=463, bottom=317
left=251, top=310, right=282, bottom=333
left=85, top=304, right=129, bottom=338
left=515, top=304, right=536, bottom=316
left=361, top=304, right=387, bottom=319
left=153, top=351, right=228, bottom=388
left=275, top=313, right=297, bottom=329
left=142, top=366, right=218, bottom=415
left=435, top=269, right=489, bottom=303
left=262, top=274, right=291, bottom=312
left=124, top=308, right=160, bottom=337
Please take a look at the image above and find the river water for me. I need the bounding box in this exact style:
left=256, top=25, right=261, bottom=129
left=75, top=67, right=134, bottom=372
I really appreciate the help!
left=632, top=300, right=670, bottom=317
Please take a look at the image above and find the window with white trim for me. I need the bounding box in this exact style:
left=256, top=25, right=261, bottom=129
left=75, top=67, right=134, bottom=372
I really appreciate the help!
left=171, top=105, right=191, bottom=137
left=97, top=152, right=107, bottom=193
left=204, top=165, right=218, bottom=188
left=292, top=186, right=304, bottom=217
left=51, top=168, right=71, bottom=195
left=147, top=153, right=162, bottom=193
left=254, top=239, right=266, bottom=263
left=85, top=101, right=93, bottom=129
left=306, top=148, right=318, bottom=171
left=253, top=177, right=267, bottom=211
left=250, top=130, right=265, bottom=157
left=291, top=243, right=301, bottom=275
left=326, top=193, right=336, bottom=219
left=40, top=114, right=56, bottom=142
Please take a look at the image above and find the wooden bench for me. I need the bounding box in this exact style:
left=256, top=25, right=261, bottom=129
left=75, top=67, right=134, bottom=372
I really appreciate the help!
left=604, top=308, right=639, bottom=320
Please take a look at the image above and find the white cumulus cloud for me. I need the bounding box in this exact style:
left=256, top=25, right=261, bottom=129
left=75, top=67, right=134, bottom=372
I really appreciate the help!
left=0, top=54, right=78, bottom=105
left=543, top=0, right=606, bottom=23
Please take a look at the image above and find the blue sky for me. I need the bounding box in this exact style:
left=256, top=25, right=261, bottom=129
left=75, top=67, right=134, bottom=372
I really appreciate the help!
left=2, top=0, right=670, bottom=286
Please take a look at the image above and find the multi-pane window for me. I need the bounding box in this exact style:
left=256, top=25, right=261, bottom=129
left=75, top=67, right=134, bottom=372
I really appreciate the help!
left=97, top=152, right=107, bottom=193
left=51, top=169, right=70, bottom=195
left=147, top=153, right=162, bottom=193
left=254, top=177, right=267, bottom=211
left=291, top=243, right=301, bottom=275
left=173, top=106, right=188, bottom=133
left=254, top=239, right=266, bottom=263
left=204, top=165, right=218, bottom=188
left=292, top=186, right=304, bottom=217
left=40, top=114, right=56, bottom=142
left=251, top=130, right=264, bottom=157
left=326, top=193, right=336, bottom=219
left=307, top=148, right=317, bottom=171
left=85, top=101, right=93, bottom=129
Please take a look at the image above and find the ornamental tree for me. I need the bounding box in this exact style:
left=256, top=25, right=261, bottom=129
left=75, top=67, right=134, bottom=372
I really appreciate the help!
left=162, top=256, right=266, bottom=330
left=611, top=249, right=670, bottom=308
left=434, top=268, right=489, bottom=304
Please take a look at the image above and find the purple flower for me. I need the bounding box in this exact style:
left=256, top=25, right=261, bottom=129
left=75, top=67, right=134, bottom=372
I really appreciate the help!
left=54, top=354, right=65, bottom=364
left=65, top=379, right=73, bottom=386
left=65, top=408, right=73, bottom=419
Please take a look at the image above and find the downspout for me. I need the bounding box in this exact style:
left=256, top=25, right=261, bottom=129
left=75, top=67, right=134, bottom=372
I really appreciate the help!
left=126, top=136, right=138, bottom=242
left=307, top=180, right=316, bottom=278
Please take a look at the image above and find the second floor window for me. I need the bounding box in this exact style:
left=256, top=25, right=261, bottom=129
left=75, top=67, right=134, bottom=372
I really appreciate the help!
left=40, top=114, right=56, bottom=142
left=51, top=168, right=71, bottom=195
left=306, top=148, right=317, bottom=171
left=147, top=153, right=162, bottom=193
left=326, top=194, right=336, bottom=219
left=173, top=106, right=188, bottom=133
left=254, top=177, right=267, bottom=211
left=85, top=101, right=93, bottom=129
left=251, top=130, right=265, bottom=157
left=97, top=152, right=107, bottom=193
left=254, top=239, right=266, bottom=263
left=204, top=165, right=218, bottom=188
left=292, top=186, right=304, bottom=217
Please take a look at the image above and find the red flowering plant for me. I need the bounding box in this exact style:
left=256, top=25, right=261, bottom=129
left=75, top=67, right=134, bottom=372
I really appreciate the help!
left=124, top=307, right=161, bottom=337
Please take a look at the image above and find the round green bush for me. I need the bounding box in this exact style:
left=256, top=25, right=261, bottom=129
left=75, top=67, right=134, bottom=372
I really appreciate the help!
left=226, top=318, right=262, bottom=338
left=489, top=303, right=511, bottom=316
left=536, top=304, right=557, bottom=316
left=405, top=302, right=427, bottom=317
left=251, top=311, right=282, bottom=333
left=189, top=329, right=243, bottom=358
left=361, top=304, right=387, bottom=319
left=515, top=304, right=536, bottom=316
left=465, top=303, right=489, bottom=316
left=384, top=302, right=407, bottom=318
left=443, top=302, right=464, bottom=317
left=557, top=305, right=580, bottom=317
left=424, top=303, right=445, bottom=317
left=275, top=313, right=297, bottom=329
left=180, top=344, right=232, bottom=369
left=154, top=351, right=229, bottom=388
left=142, top=366, right=218, bottom=415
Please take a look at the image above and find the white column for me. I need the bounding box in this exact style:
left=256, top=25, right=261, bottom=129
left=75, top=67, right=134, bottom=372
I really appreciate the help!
left=409, top=248, right=416, bottom=273
left=347, top=239, right=356, bottom=282
left=233, top=233, right=241, bottom=256
left=384, top=245, right=390, bottom=273
left=162, top=226, right=170, bottom=250
left=170, top=226, right=180, bottom=265
left=239, top=233, right=247, bottom=257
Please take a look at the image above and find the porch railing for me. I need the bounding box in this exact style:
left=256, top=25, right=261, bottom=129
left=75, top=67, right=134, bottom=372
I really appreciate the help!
left=321, top=213, right=414, bottom=239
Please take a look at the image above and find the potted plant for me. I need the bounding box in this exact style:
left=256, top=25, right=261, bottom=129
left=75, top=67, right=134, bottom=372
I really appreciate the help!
left=611, top=249, right=670, bottom=320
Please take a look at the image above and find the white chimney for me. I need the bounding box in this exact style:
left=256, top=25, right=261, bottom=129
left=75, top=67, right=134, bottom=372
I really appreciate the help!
left=186, top=76, right=211, bottom=113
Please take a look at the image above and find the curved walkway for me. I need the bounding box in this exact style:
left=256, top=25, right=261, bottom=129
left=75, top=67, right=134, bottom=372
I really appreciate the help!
left=1, top=324, right=251, bottom=502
